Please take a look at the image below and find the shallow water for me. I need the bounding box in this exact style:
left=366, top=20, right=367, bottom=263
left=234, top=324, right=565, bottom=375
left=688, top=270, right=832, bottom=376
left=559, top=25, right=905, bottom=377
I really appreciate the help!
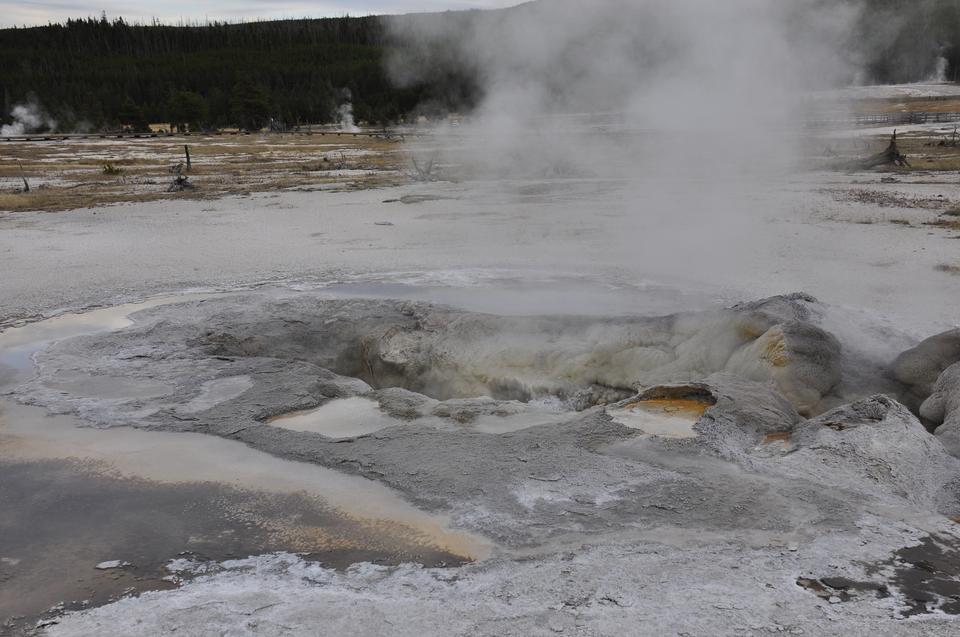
left=0, top=295, right=490, bottom=561
left=0, top=293, right=218, bottom=385
left=268, top=397, right=403, bottom=438
left=0, top=400, right=485, bottom=559
left=606, top=399, right=709, bottom=438
left=269, top=395, right=580, bottom=437
left=0, top=290, right=496, bottom=630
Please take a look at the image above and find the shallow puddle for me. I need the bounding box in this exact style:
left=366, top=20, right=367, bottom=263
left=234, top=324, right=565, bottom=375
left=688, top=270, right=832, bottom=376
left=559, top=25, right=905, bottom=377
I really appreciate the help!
left=0, top=295, right=490, bottom=562
left=0, top=400, right=487, bottom=560
left=606, top=398, right=709, bottom=438
left=0, top=292, right=490, bottom=632
left=0, top=455, right=476, bottom=637
left=268, top=397, right=402, bottom=438
left=269, top=395, right=579, bottom=438
left=0, top=293, right=218, bottom=385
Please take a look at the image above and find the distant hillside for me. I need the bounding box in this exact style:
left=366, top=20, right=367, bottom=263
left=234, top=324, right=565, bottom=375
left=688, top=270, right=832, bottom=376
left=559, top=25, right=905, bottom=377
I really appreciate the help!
left=0, top=1, right=958, bottom=132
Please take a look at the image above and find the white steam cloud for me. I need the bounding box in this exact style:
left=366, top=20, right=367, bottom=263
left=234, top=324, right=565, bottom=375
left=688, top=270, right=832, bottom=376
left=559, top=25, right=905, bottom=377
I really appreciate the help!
left=932, top=53, right=950, bottom=83
left=386, top=0, right=862, bottom=289
left=1, top=99, right=58, bottom=136
left=338, top=102, right=360, bottom=133
left=389, top=0, right=858, bottom=172
left=337, top=88, right=361, bottom=132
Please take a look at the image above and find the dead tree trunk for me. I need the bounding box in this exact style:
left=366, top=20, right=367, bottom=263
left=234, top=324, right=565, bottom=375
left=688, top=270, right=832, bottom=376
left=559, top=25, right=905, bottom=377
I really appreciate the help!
left=860, top=131, right=911, bottom=169
left=17, top=160, right=29, bottom=192
left=167, top=162, right=193, bottom=192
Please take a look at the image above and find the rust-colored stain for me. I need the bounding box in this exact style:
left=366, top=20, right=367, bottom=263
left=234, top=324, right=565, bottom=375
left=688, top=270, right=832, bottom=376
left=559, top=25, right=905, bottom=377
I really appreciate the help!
left=621, top=398, right=710, bottom=418
left=736, top=323, right=767, bottom=340
left=762, top=431, right=792, bottom=444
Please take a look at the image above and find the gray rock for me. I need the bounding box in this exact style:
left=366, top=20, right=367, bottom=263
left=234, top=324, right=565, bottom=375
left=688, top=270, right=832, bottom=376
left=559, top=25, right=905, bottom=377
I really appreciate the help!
left=724, top=321, right=841, bottom=416
left=370, top=387, right=438, bottom=420
left=783, top=395, right=960, bottom=508
left=430, top=396, right=526, bottom=424
left=920, top=362, right=960, bottom=456
left=892, top=328, right=960, bottom=409
left=694, top=374, right=803, bottom=456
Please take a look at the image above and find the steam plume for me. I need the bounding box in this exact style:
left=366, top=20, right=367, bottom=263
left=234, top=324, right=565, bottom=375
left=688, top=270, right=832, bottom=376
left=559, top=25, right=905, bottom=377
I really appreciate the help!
left=1, top=98, right=58, bottom=136
left=386, top=0, right=861, bottom=286
left=337, top=88, right=361, bottom=132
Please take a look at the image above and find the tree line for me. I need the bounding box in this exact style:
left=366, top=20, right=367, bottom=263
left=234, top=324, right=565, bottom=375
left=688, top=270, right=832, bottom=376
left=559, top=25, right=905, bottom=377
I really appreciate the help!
left=0, top=1, right=958, bottom=133
left=0, top=14, right=478, bottom=132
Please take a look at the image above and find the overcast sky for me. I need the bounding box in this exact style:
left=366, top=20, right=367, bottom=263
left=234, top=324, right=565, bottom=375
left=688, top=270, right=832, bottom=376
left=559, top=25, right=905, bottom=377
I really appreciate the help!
left=0, top=1, right=522, bottom=27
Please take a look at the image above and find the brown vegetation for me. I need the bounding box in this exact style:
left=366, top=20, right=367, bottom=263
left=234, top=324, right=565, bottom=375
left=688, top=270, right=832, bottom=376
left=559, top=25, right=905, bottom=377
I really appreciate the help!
left=0, top=134, right=406, bottom=213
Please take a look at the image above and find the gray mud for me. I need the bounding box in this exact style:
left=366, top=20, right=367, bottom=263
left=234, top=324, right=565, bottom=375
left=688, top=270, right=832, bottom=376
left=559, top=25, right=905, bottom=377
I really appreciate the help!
left=3, top=290, right=960, bottom=634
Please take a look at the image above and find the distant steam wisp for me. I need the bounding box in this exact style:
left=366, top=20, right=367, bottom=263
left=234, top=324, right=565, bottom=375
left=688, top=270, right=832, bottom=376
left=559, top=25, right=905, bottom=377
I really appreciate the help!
left=1, top=98, right=57, bottom=136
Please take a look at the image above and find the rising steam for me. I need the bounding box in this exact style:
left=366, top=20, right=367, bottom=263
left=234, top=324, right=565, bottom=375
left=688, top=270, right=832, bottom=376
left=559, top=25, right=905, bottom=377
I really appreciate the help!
left=1, top=98, right=58, bottom=136
left=385, top=0, right=861, bottom=287
left=388, top=0, right=858, bottom=173
left=337, top=88, right=361, bottom=133
left=931, top=52, right=950, bottom=83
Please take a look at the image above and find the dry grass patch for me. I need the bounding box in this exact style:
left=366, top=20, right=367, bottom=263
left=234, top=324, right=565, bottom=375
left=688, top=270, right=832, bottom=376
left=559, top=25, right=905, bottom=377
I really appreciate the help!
left=0, top=134, right=408, bottom=213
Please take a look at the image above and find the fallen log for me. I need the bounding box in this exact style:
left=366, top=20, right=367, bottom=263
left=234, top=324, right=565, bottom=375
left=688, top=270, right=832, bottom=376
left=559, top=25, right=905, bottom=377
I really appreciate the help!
left=859, top=131, right=911, bottom=169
